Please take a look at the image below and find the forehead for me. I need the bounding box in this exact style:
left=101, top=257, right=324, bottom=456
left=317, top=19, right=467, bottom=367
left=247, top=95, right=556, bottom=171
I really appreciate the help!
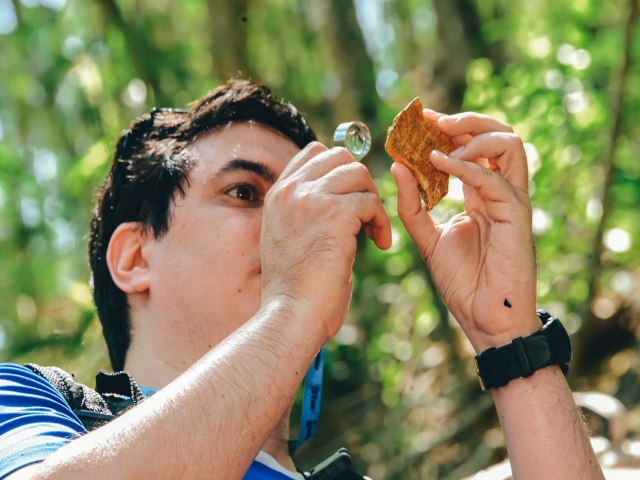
left=190, top=121, right=301, bottom=177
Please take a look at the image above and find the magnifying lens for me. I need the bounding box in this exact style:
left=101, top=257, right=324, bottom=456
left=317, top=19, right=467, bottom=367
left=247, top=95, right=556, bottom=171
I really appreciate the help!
left=333, top=121, right=371, bottom=161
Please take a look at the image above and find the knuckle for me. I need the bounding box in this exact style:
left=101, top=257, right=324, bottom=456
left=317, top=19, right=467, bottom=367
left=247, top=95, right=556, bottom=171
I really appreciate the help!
left=331, top=146, right=357, bottom=163
left=265, top=177, right=302, bottom=208
left=293, top=185, right=316, bottom=205
left=505, top=133, right=524, bottom=149
left=346, top=161, right=370, bottom=178
left=299, top=141, right=328, bottom=160
left=354, top=191, right=371, bottom=208
left=307, top=141, right=328, bottom=153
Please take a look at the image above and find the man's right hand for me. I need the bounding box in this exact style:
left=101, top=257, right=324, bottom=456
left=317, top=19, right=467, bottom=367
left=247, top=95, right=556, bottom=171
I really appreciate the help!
left=260, top=142, right=391, bottom=340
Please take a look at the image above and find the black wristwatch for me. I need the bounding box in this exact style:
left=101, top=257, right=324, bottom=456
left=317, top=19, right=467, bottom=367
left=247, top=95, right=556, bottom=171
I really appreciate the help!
left=473, top=310, right=572, bottom=391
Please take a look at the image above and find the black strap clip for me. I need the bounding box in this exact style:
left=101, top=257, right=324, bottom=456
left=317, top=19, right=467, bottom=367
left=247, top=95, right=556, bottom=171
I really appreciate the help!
left=306, top=448, right=366, bottom=480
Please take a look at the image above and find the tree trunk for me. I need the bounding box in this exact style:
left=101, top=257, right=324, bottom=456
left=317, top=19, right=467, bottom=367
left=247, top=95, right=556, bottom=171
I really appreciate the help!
left=323, top=0, right=378, bottom=124
left=431, top=0, right=490, bottom=111
left=96, top=0, right=169, bottom=105
left=207, top=0, right=256, bottom=82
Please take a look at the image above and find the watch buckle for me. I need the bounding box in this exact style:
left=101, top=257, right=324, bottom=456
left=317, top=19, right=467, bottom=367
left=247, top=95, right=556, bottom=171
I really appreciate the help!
left=473, top=357, right=487, bottom=392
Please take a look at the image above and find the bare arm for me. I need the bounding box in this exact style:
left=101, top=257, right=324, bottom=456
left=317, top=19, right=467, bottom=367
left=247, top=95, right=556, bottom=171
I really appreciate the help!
left=27, top=299, right=325, bottom=479
left=12, top=143, right=390, bottom=480
left=493, top=365, right=600, bottom=477
left=391, top=111, right=603, bottom=479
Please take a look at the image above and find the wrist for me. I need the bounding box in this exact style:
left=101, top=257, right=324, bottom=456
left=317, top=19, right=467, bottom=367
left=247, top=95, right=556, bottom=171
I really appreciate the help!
left=259, top=294, right=331, bottom=347
left=460, top=295, right=540, bottom=353
left=471, top=313, right=542, bottom=353
left=261, top=279, right=351, bottom=342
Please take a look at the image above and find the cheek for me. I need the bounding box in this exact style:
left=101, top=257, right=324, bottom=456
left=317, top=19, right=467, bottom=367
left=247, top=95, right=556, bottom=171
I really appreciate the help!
left=188, top=217, right=261, bottom=276
left=155, top=207, right=262, bottom=280
left=217, top=212, right=263, bottom=249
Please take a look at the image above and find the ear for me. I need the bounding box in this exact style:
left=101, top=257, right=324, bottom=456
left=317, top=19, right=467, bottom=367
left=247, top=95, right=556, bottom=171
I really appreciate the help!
left=106, top=222, right=151, bottom=294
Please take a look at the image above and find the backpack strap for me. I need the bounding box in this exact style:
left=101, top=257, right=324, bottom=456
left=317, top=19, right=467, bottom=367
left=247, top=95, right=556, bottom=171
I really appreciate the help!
left=94, top=370, right=144, bottom=417
left=24, top=364, right=143, bottom=431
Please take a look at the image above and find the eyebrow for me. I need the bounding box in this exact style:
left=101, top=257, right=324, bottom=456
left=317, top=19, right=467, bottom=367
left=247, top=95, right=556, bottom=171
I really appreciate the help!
left=216, top=159, right=278, bottom=184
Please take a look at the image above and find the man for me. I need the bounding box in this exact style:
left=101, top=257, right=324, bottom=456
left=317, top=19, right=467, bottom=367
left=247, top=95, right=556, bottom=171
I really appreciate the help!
left=0, top=80, right=603, bottom=479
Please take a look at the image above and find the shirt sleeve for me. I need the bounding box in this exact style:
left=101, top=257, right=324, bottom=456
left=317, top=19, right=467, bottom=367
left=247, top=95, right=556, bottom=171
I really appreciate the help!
left=0, top=363, right=87, bottom=479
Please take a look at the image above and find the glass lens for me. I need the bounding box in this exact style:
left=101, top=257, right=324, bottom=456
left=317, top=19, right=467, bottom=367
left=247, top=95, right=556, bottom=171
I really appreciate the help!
left=333, top=121, right=371, bottom=160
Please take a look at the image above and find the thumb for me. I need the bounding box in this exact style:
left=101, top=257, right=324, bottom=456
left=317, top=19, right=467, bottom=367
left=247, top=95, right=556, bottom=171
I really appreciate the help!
left=390, top=162, right=439, bottom=260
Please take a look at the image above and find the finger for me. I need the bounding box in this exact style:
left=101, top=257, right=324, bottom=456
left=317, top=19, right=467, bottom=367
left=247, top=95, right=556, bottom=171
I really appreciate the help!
left=280, top=141, right=328, bottom=179
left=291, top=146, right=360, bottom=183
left=437, top=112, right=513, bottom=137
left=422, top=110, right=474, bottom=148
left=422, top=108, right=444, bottom=123
left=390, top=162, right=438, bottom=257
left=346, top=191, right=392, bottom=250
left=429, top=150, right=526, bottom=221
left=451, top=133, right=473, bottom=147
left=447, top=132, right=528, bottom=192
left=314, top=161, right=378, bottom=196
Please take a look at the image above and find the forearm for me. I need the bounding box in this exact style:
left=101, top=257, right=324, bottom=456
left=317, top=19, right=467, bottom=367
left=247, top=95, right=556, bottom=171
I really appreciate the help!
left=475, top=311, right=603, bottom=479
left=492, top=365, right=603, bottom=479
left=30, top=298, right=325, bottom=480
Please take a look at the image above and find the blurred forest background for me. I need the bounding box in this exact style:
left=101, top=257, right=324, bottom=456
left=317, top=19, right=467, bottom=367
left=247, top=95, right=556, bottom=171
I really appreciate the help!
left=1, top=0, right=639, bottom=478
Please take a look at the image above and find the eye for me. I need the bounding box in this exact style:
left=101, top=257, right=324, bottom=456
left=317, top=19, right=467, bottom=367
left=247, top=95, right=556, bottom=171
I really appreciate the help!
left=225, top=183, right=260, bottom=202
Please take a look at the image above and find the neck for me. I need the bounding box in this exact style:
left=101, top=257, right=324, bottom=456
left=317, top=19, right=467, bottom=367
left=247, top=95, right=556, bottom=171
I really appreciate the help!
left=124, top=344, right=182, bottom=388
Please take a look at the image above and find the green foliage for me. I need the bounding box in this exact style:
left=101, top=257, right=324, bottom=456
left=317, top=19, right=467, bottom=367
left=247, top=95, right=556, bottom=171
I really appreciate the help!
left=1, top=0, right=639, bottom=478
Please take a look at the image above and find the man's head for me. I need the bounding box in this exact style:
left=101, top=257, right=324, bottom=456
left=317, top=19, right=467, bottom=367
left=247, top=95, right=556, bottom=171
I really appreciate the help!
left=89, top=80, right=316, bottom=372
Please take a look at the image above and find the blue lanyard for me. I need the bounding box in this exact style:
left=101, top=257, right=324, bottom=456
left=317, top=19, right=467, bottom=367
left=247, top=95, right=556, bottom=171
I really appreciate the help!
left=290, top=345, right=326, bottom=455
left=298, top=346, right=326, bottom=447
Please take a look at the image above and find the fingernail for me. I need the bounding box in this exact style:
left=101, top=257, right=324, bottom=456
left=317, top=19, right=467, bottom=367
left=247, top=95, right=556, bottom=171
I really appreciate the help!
left=430, top=149, right=445, bottom=159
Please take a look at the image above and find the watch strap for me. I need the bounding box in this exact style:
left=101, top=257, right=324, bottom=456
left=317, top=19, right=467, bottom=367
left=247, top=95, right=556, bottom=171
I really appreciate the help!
left=473, top=312, right=571, bottom=391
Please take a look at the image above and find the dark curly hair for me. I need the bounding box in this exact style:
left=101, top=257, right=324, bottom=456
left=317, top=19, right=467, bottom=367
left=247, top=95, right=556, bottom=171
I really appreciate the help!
left=89, top=80, right=317, bottom=371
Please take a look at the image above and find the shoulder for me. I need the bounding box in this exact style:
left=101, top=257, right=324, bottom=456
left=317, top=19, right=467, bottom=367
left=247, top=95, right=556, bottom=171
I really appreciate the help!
left=0, top=363, right=86, bottom=479
left=1, top=362, right=60, bottom=390
left=0, top=363, right=78, bottom=410
left=0, top=362, right=87, bottom=432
